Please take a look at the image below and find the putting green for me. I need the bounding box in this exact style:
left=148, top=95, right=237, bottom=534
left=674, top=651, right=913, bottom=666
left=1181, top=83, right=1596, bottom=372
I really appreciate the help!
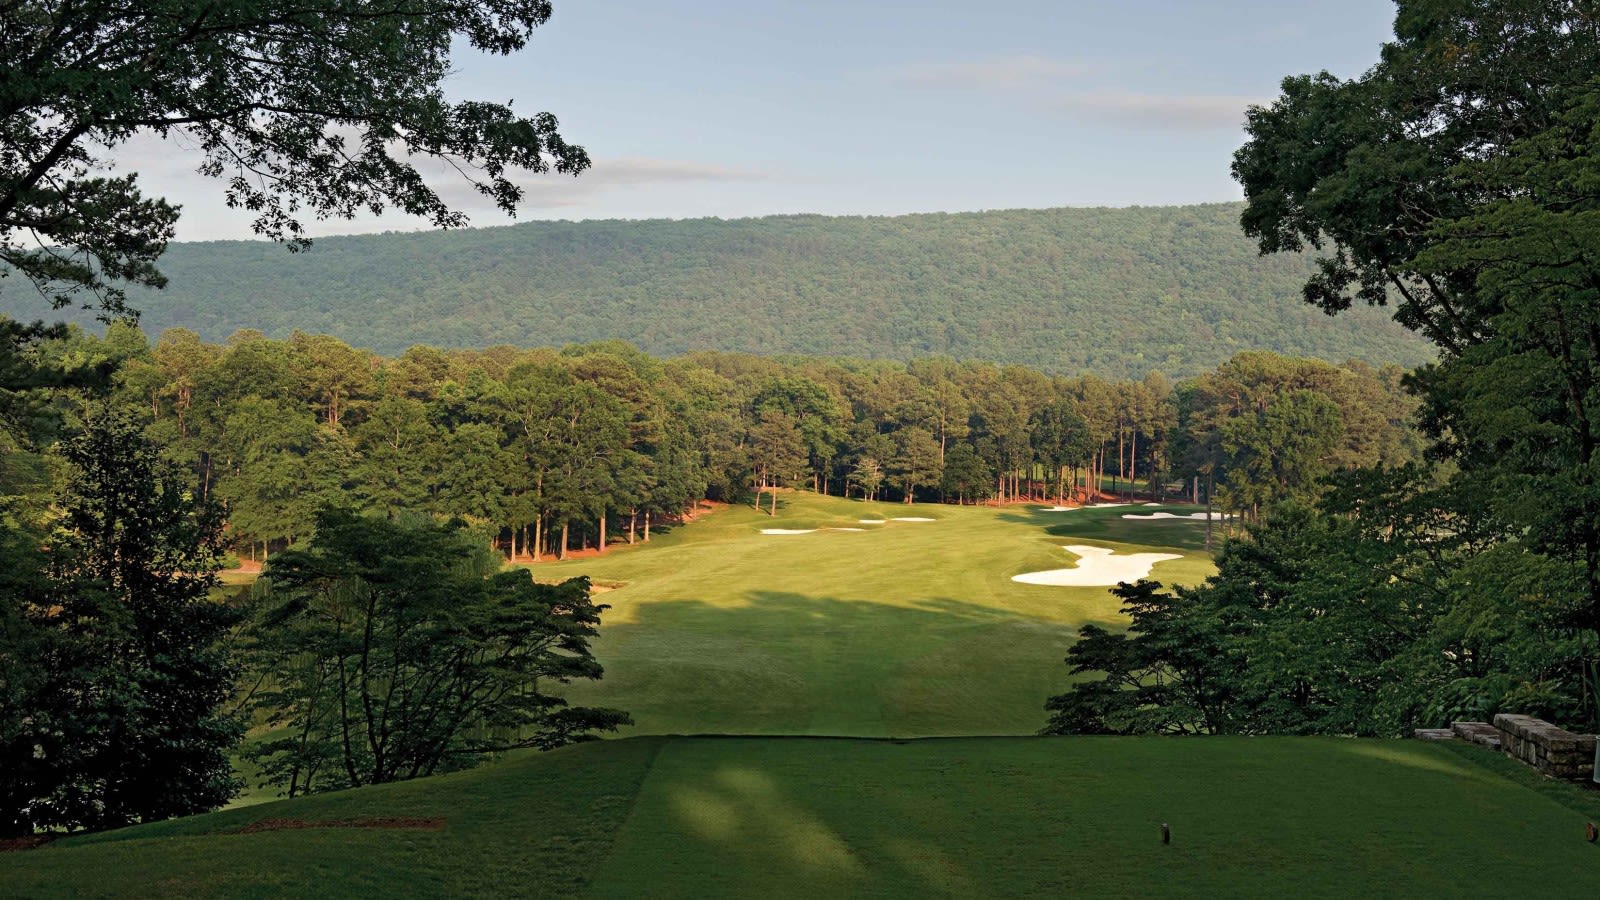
left=8, top=736, right=1599, bottom=898
left=529, top=493, right=1217, bottom=736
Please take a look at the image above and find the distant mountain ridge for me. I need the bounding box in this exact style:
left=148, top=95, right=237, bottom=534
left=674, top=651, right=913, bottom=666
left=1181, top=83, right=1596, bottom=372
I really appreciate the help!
left=8, top=203, right=1431, bottom=378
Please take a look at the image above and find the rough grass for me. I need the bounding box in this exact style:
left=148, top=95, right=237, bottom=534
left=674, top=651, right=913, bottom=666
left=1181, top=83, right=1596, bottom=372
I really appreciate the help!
left=529, top=494, right=1217, bottom=736
left=7, top=736, right=1600, bottom=899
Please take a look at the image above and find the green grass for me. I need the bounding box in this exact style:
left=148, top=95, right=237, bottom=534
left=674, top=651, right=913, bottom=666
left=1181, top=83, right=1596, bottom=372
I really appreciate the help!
left=8, top=498, right=1598, bottom=896
left=528, top=494, right=1216, bottom=736
left=7, top=735, right=1600, bottom=898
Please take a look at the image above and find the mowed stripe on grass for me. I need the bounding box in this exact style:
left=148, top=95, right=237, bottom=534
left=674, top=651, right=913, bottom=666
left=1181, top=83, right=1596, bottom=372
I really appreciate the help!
left=534, top=493, right=1218, bottom=737
left=7, top=736, right=1600, bottom=898
left=590, top=736, right=1600, bottom=898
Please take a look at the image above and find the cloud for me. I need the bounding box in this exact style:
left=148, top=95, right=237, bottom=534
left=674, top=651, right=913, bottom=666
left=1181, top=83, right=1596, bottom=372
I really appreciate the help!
left=93, top=127, right=775, bottom=237
left=889, top=56, right=1263, bottom=132
left=891, top=55, right=1095, bottom=91
left=1052, top=92, right=1264, bottom=132
left=426, top=156, right=775, bottom=210
left=96, top=131, right=210, bottom=184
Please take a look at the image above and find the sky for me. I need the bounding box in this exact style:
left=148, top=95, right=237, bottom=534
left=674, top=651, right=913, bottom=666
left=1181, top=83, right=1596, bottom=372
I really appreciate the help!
left=123, top=0, right=1400, bottom=241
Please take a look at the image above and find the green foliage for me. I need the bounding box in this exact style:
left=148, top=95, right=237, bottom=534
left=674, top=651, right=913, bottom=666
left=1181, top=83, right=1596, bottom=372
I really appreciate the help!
left=0, top=1, right=584, bottom=314
left=1, top=410, right=241, bottom=834
left=938, top=442, right=991, bottom=503
left=7, top=205, right=1433, bottom=378
left=1046, top=467, right=1594, bottom=737
left=65, top=321, right=1420, bottom=556
left=246, top=509, right=629, bottom=795
left=1232, top=1, right=1600, bottom=728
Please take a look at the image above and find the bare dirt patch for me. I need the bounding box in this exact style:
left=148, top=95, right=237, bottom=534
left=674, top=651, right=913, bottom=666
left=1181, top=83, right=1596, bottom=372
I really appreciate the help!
left=229, top=816, right=445, bottom=835
left=0, top=835, right=59, bottom=853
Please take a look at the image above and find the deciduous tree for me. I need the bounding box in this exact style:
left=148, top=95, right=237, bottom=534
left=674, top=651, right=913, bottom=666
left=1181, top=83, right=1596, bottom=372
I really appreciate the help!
left=246, top=509, right=628, bottom=796
left=1, top=0, right=587, bottom=314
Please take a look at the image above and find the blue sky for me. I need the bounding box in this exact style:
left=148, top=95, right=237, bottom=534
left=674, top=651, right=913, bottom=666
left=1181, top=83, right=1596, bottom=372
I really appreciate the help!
left=131, top=0, right=1399, bottom=240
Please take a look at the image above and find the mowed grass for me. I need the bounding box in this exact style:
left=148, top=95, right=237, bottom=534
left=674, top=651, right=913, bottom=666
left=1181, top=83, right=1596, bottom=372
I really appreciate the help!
left=8, top=735, right=1600, bottom=899
left=10, top=501, right=1598, bottom=897
left=528, top=493, right=1217, bottom=736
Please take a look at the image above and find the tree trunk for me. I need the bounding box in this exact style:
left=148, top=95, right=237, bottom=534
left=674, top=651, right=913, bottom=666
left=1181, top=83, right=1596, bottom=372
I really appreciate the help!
left=1129, top=430, right=1137, bottom=500
left=769, top=488, right=778, bottom=516
left=1204, top=473, right=1214, bottom=553
left=629, top=508, right=637, bottom=545
left=644, top=510, right=652, bottom=542
left=560, top=521, right=570, bottom=561
left=533, top=515, right=543, bottom=562
left=598, top=510, right=607, bottom=553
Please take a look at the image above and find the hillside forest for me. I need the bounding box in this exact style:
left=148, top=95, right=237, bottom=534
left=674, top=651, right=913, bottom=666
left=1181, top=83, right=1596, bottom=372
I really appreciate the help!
left=4, top=204, right=1432, bottom=380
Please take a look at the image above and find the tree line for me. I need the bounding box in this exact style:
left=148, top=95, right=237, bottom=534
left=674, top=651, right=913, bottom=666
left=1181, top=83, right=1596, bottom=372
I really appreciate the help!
left=51, top=325, right=1421, bottom=562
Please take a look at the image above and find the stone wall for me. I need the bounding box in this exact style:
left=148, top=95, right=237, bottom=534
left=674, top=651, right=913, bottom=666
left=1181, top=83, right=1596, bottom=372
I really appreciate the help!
left=1492, top=714, right=1595, bottom=781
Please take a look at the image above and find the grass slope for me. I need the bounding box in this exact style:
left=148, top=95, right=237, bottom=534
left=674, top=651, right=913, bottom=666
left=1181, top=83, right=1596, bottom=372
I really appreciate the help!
left=529, top=493, right=1216, bottom=736
left=7, top=736, right=1600, bottom=898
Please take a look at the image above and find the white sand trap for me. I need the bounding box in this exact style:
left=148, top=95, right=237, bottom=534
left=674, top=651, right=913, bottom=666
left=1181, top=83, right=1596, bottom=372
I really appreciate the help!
left=1121, top=512, right=1231, bottom=521
left=826, top=527, right=867, bottom=532
left=859, top=519, right=887, bottom=524
left=1012, top=545, right=1182, bottom=587
left=761, top=528, right=817, bottom=535
left=892, top=517, right=936, bottom=522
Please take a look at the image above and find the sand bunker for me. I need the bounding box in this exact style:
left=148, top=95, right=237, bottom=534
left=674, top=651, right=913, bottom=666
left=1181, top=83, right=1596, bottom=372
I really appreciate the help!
left=1012, top=545, right=1182, bottom=587
left=1121, top=512, right=1231, bottom=521
left=892, top=517, right=936, bottom=522
left=761, top=527, right=868, bottom=535
left=860, top=519, right=887, bottom=524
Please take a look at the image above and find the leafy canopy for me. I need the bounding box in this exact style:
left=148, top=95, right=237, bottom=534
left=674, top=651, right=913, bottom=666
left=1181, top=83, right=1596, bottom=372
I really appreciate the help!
left=0, top=0, right=587, bottom=314
left=246, top=509, right=629, bottom=796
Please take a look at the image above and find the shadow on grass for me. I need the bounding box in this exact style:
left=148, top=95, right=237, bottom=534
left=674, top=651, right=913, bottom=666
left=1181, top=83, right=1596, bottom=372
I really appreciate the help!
left=590, top=733, right=1600, bottom=898
left=995, top=505, right=1217, bottom=553
left=570, top=590, right=1111, bottom=738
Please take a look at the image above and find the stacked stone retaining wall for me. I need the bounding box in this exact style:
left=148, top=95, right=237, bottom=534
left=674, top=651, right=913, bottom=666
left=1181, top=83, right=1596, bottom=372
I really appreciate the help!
left=1492, top=714, right=1595, bottom=781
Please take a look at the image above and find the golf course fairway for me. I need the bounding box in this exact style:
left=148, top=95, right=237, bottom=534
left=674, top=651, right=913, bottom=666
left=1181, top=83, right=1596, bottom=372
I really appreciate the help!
left=537, top=493, right=1215, bottom=736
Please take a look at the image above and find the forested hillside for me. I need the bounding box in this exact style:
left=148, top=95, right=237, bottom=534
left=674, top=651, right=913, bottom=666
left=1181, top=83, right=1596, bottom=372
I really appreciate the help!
left=10, top=205, right=1431, bottom=378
